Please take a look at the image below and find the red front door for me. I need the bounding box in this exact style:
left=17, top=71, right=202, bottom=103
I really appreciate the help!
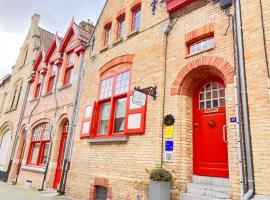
left=53, top=122, right=69, bottom=189
left=193, top=81, right=229, bottom=178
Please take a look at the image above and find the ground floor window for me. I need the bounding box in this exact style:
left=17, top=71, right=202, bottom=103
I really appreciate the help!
left=27, top=123, right=50, bottom=166
left=0, top=130, right=11, bottom=167
left=95, top=186, right=108, bottom=200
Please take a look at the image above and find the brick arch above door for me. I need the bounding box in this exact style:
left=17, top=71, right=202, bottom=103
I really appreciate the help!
left=171, top=56, right=234, bottom=97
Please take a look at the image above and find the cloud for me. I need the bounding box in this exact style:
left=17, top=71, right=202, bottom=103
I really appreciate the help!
left=0, top=0, right=106, bottom=78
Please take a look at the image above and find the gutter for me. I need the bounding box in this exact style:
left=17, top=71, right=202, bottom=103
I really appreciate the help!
left=234, top=0, right=255, bottom=199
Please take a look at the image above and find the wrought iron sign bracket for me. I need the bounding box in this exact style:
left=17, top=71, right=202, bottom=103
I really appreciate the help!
left=134, top=86, right=157, bottom=100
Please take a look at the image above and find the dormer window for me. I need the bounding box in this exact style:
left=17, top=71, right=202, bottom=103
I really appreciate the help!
left=104, top=24, right=112, bottom=47
left=63, top=53, right=76, bottom=86
left=34, top=73, right=42, bottom=98
left=46, top=65, right=57, bottom=93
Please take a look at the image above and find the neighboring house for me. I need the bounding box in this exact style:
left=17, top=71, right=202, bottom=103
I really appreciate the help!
left=62, top=0, right=270, bottom=200
left=0, top=14, right=42, bottom=182
left=9, top=18, right=94, bottom=190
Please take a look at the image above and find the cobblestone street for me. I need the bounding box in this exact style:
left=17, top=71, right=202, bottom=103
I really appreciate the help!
left=0, top=182, right=76, bottom=200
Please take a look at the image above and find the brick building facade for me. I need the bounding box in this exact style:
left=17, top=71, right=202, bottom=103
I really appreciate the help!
left=8, top=18, right=94, bottom=190
left=0, top=0, right=269, bottom=200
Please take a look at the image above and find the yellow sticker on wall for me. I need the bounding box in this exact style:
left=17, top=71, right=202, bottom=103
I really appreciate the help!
left=165, top=126, right=174, bottom=138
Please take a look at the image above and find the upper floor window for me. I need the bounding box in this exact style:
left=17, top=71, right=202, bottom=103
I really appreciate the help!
left=98, top=71, right=130, bottom=135
left=104, top=24, right=112, bottom=47
left=80, top=65, right=147, bottom=139
left=63, top=53, right=76, bottom=86
left=188, top=37, right=215, bottom=55
left=27, top=123, right=50, bottom=166
left=117, top=16, right=125, bottom=39
left=10, top=83, right=22, bottom=110
left=34, top=73, right=42, bottom=98
left=132, top=6, right=141, bottom=31
left=46, top=65, right=57, bottom=93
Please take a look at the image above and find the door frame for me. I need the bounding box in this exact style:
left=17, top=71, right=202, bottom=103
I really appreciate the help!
left=53, top=125, right=68, bottom=189
left=192, top=77, right=229, bottom=177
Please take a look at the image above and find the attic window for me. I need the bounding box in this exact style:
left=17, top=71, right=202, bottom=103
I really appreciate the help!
left=166, top=0, right=194, bottom=13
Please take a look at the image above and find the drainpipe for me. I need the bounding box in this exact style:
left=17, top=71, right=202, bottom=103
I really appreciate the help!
left=234, top=0, right=255, bottom=199
left=9, top=81, right=31, bottom=183
left=58, top=50, right=85, bottom=194
left=39, top=66, right=60, bottom=191
left=225, top=10, right=245, bottom=198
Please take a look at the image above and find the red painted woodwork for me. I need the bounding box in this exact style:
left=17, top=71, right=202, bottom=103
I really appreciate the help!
left=53, top=122, right=68, bottom=189
left=166, top=0, right=194, bottom=13
left=193, top=79, right=229, bottom=178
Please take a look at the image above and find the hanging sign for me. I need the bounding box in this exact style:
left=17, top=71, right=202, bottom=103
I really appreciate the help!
left=132, top=90, right=147, bottom=106
left=165, top=126, right=174, bottom=138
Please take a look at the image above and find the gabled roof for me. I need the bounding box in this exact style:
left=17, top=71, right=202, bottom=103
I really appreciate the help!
left=44, top=32, right=63, bottom=63
left=39, top=27, right=55, bottom=53
left=0, top=74, right=11, bottom=87
left=59, top=17, right=94, bottom=53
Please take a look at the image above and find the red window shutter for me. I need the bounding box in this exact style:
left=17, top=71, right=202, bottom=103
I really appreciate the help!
left=124, top=92, right=147, bottom=134
left=80, top=102, right=97, bottom=138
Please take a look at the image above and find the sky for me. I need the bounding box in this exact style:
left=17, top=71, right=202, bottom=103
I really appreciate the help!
left=0, top=0, right=106, bottom=79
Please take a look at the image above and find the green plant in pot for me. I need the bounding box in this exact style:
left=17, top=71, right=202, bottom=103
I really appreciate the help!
left=147, top=168, right=172, bottom=200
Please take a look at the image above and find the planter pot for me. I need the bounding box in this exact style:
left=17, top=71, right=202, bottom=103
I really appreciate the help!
left=149, top=181, right=170, bottom=200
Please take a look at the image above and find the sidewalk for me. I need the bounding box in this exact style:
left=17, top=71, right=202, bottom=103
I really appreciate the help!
left=0, top=181, right=77, bottom=200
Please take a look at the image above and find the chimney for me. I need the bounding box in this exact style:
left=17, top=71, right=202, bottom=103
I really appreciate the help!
left=79, top=19, right=94, bottom=33
left=31, top=13, right=41, bottom=24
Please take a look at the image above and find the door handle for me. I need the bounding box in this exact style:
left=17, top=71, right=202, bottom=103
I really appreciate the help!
left=223, top=125, right=228, bottom=144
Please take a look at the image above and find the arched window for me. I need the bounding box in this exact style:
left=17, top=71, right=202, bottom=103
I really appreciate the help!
left=0, top=130, right=12, bottom=167
left=27, top=123, right=50, bottom=166
left=199, top=82, right=225, bottom=109
left=10, top=82, right=23, bottom=110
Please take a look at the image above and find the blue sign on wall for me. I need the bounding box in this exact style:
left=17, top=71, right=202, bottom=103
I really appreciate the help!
left=229, top=117, right=237, bottom=123
left=165, top=141, right=174, bottom=151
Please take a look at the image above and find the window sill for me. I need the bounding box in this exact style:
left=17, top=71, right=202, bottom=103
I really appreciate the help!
left=58, top=84, right=72, bottom=91
left=100, top=46, right=109, bottom=53
left=4, top=108, right=17, bottom=114
left=87, top=136, right=129, bottom=143
left=43, top=91, right=53, bottom=97
left=21, top=166, right=45, bottom=173
left=113, top=38, right=123, bottom=46
left=29, top=97, right=38, bottom=103
left=185, top=47, right=215, bottom=58
left=127, top=30, right=140, bottom=38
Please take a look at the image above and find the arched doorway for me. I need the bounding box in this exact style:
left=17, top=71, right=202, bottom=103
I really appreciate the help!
left=193, top=79, right=228, bottom=178
left=53, top=121, right=69, bottom=189
left=0, top=130, right=11, bottom=169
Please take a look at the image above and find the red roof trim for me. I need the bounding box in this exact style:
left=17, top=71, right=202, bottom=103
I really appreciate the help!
left=59, top=17, right=79, bottom=53
left=33, top=50, right=43, bottom=72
